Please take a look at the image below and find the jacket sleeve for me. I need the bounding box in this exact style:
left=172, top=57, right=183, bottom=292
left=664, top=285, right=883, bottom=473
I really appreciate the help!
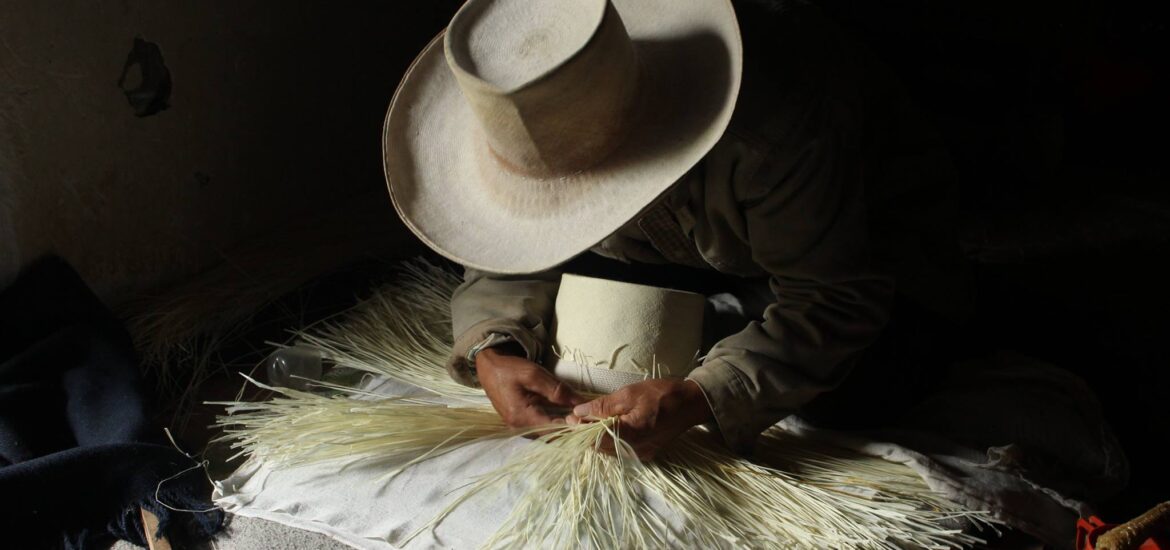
left=686, top=100, right=895, bottom=452
left=446, top=267, right=562, bottom=387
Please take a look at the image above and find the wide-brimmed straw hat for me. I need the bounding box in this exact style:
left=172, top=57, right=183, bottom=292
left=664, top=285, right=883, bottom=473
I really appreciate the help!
left=383, top=0, right=742, bottom=274
left=549, top=274, right=706, bottom=394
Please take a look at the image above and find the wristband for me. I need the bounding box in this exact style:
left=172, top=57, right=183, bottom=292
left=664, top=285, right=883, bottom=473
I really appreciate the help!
left=467, top=332, right=517, bottom=370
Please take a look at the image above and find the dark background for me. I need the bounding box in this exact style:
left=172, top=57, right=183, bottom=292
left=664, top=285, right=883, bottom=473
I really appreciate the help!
left=809, top=0, right=1169, bottom=517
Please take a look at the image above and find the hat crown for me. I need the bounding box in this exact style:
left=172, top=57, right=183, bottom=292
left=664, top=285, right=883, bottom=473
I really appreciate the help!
left=550, top=274, right=705, bottom=393
left=444, top=0, right=639, bottom=177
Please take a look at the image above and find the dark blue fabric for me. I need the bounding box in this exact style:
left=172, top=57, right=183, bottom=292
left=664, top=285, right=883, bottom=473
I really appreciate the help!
left=0, top=257, right=224, bottom=549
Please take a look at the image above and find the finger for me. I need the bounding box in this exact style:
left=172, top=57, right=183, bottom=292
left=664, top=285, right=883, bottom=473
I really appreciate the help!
left=593, top=436, right=654, bottom=461
left=504, top=401, right=562, bottom=430
left=594, top=432, right=616, bottom=456
left=521, top=408, right=561, bottom=428
left=572, top=393, right=630, bottom=420
left=635, top=446, right=656, bottom=461
left=523, top=417, right=568, bottom=439
left=593, top=428, right=641, bottom=459
left=563, top=412, right=610, bottom=425
left=525, top=373, right=585, bottom=407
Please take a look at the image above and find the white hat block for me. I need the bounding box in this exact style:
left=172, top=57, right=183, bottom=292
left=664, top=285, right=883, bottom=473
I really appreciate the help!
left=549, top=274, right=705, bottom=394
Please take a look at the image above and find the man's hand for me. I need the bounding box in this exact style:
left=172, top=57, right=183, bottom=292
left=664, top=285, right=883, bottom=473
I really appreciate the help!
left=476, top=347, right=585, bottom=432
left=566, top=378, right=714, bottom=460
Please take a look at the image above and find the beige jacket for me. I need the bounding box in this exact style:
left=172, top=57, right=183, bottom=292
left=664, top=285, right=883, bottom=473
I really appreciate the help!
left=445, top=5, right=970, bottom=452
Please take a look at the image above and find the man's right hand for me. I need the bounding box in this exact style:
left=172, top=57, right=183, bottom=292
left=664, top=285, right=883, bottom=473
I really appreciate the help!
left=475, top=347, right=585, bottom=431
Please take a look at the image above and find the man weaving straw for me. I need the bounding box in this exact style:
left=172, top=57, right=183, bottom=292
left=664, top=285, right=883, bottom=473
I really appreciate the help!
left=385, top=0, right=967, bottom=460
left=208, top=0, right=1133, bottom=546
left=379, top=2, right=1130, bottom=545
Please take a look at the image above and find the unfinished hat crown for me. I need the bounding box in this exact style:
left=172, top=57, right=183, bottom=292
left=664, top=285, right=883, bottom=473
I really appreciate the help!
left=550, top=274, right=706, bottom=394
left=443, top=0, right=638, bottom=177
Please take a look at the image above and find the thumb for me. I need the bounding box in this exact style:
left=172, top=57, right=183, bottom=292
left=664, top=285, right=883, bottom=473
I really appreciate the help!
left=528, top=373, right=585, bottom=407
left=572, top=393, right=627, bottom=419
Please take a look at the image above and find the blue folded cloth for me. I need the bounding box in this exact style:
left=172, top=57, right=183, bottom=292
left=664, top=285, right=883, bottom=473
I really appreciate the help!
left=0, top=256, right=223, bottom=549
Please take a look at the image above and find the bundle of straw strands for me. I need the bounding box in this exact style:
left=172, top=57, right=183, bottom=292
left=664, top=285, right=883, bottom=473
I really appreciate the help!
left=214, top=259, right=1001, bottom=549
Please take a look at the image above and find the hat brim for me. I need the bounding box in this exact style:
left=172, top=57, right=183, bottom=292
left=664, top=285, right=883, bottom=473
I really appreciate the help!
left=384, top=0, right=742, bottom=274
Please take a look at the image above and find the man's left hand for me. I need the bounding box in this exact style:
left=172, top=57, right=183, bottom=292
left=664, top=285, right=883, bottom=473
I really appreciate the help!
left=566, top=378, right=714, bottom=460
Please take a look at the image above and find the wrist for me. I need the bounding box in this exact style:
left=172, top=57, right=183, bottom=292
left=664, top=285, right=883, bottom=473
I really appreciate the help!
left=468, top=332, right=526, bottom=372
left=681, top=379, right=715, bottom=425
left=476, top=345, right=524, bottom=370
left=479, top=343, right=524, bottom=359
left=476, top=347, right=502, bottom=371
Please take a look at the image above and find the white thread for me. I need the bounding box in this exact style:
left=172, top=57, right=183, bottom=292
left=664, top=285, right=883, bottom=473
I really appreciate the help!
left=152, top=428, right=221, bottom=514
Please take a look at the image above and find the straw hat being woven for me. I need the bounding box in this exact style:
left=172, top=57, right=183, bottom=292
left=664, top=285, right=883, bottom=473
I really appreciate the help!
left=549, top=274, right=706, bottom=394
left=383, top=0, right=743, bottom=274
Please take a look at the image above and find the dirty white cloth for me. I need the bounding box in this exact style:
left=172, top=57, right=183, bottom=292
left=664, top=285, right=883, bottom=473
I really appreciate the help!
left=213, top=377, right=684, bottom=549
left=215, top=431, right=527, bottom=549
left=214, top=376, right=521, bottom=550
left=214, top=353, right=1125, bottom=550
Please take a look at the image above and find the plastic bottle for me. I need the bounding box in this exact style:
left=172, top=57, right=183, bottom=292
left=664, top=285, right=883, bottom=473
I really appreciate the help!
left=265, top=344, right=324, bottom=390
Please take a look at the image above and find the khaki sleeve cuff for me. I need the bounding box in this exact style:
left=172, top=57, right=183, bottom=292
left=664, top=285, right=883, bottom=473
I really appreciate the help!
left=686, top=359, right=761, bottom=453
left=447, top=318, right=545, bottom=388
